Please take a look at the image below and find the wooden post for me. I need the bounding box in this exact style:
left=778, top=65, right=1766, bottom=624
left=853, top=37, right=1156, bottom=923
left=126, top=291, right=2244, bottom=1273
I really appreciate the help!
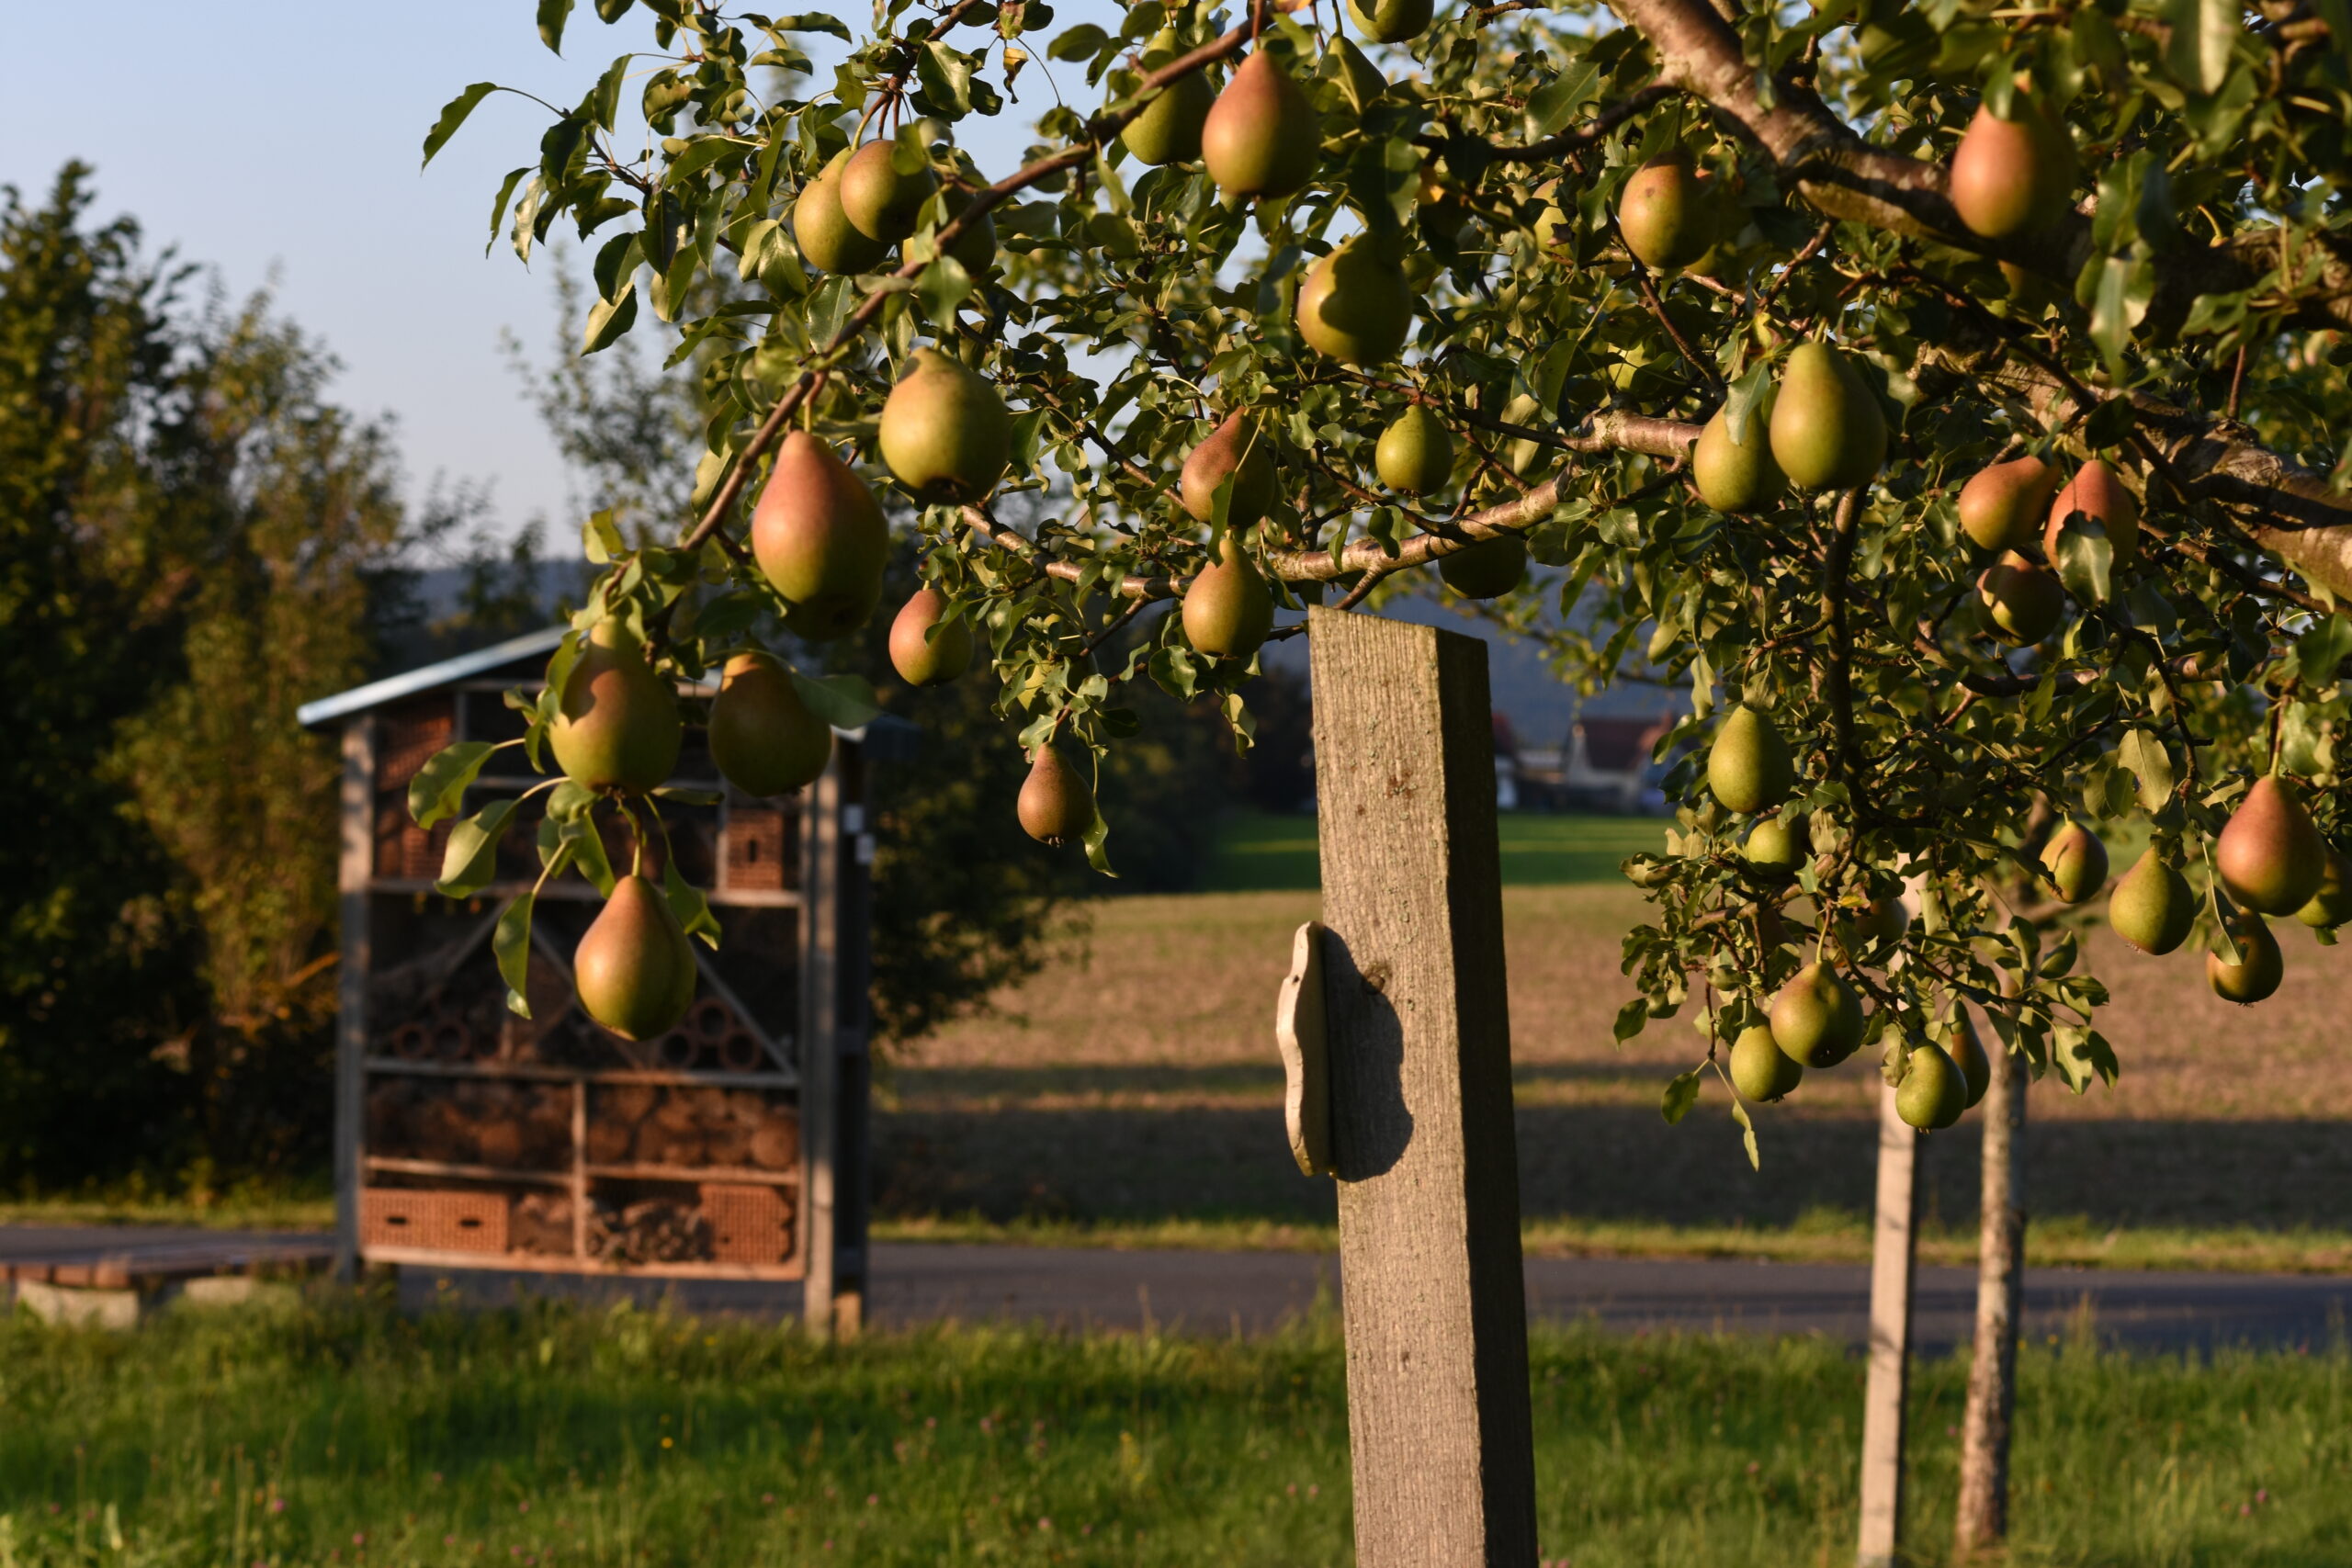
left=1955, top=1037, right=2027, bottom=1555
left=1857, top=1077, right=1919, bottom=1568
left=799, top=756, right=842, bottom=1339
left=1308, top=607, right=1538, bottom=1568
left=332, top=716, right=375, bottom=1282
left=833, top=737, right=873, bottom=1339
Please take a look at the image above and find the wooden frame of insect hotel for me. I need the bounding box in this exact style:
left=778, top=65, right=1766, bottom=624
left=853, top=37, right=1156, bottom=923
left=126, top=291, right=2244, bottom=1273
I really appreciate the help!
left=299, top=626, right=902, bottom=1334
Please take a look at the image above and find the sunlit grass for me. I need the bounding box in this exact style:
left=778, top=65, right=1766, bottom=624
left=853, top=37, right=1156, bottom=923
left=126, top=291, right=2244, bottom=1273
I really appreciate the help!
left=1, top=1292, right=2346, bottom=1566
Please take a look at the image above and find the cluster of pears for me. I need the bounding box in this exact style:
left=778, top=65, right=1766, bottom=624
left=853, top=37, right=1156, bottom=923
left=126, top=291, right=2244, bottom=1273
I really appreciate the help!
left=1955, top=452, right=2139, bottom=644
left=793, top=135, right=996, bottom=277
left=2105, top=774, right=2348, bottom=1004
left=1691, top=342, right=1887, bottom=513
left=1176, top=412, right=1280, bottom=663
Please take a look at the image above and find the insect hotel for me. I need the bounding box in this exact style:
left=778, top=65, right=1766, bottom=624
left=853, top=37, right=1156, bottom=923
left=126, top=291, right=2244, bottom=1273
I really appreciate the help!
left=298, top=626, right=898, bottom=1334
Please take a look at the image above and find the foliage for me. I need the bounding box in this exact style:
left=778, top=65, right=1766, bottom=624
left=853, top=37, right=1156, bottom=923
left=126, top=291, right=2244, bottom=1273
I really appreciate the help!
left=0, top=167, right=417, bottom=1185
left=424, top=0, right=2352, bottom=1146
left=4, top=1294, right=2349, bottom=1564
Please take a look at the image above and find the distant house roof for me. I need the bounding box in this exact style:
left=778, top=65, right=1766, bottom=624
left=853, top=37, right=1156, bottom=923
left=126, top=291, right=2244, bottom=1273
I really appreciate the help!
left=297, top=626, right=569, bottom=730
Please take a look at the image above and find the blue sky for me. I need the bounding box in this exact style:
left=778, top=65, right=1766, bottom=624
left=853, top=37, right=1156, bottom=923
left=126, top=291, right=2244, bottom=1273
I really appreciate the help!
left=0, top=0, right=1119, bottom=542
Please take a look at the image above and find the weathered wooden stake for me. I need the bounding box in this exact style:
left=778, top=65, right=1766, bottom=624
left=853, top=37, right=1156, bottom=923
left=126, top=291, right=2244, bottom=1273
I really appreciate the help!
left=799, top=755, right=844, bottom=1340
left=1308, top=607, right=1538, bottom=1568
left=1857, top=1077, right=1920, bottom=1568
left=331, top=716, right=376, bottom=1282
left=1955, top=1037, right=2027, bottom=1555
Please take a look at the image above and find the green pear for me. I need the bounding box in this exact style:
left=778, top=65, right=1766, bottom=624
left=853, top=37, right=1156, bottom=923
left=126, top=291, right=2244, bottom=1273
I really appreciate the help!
left=1438, top=536, right=1527, bottom=599
left=1202, top=51, right=1320, bottom=199
left=878, top=346, right=1012, bottom=503
left=1346, top=0, right=1433, bottom=42
left=1121, top=31, right=1216, bottom=165
left=840, top=139, right=936, bottom=244
left=1179, top=412, right=1278, bottom=527
left=1743, top=813, right=1807, bottom=878
left=573, top=874, right=695, bottom=1042
left=2040, top=820, right=2109, bottom=905
left=1838, top=895, right=1911, bottom=956
left=2294, top=843, right=2352, bottom=930
left=707, top=650, right=831, bottom=797
left=1769, top=343, right=1886, bottom=491
left=1707, top=704, right=1794, bottom=815
left=2217, top=774, right=2327, bottom=915
left=1375, top=405, right=1454, bottom=495
left=1896, top=1044, right=1967, bottom=1130
left=1770, top=962, right=1863, bottom=1067
left=1975, top=550, right=2065, bottom=644
left=1616, top=152, right=1717, bottom=272
left=548, top=620, right=683, bottom=793
left=792, top=152, right=889, bottom=274
left=1182, top=535, right=1275, bottom=659
left=2109, top=852, right=2195, bottom=953
left=1948, top=1013, right=1992, bottom=1109
left=934, top=185, right=1000, bottom=276
left=2208, top=913, right=2284, bottom=1004
left=888, top=586, right=976, bottom=687
left=1692, top=389, right=1785, bottom=513
left=1957, top=455, right=2061, bottom=553
left=1295, top=235, right=1417, bottom=366
left=749, top=430, right=890, bottom=642
left=1948, top=97, right=2076, bottom=240
left=1018, top=744, right=1096, bottom=846
left=2043, top=458, right=2142, bottom=567
left=1729, top=1023, right=1803, bottom=1102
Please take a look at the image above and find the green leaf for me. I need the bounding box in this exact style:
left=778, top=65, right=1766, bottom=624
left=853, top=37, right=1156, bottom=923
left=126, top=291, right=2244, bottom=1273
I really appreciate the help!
left=788, top=670, right=883, bottom=730
left=1614, top=997, right=1651, bottom=1043
left=484, top=166, right=531, bottom=255
left=1721, top=362, right=1770, bottom=446
left=654, top=785, right=725, bottom=806
left=595, top=0, right=633, bottom=18
left=423, top=83, right=500, bottom=168
left=582, top=280, right=639, bottom=354
left=493, top=892, right=539, bottom=1018
left=765, top=11, right=853, bottom=39
left=918, top=40, right=975, bottom=117
left=1082, top=810, right=1117, bottom=877
left=2050, top=516, right=2113, bottom=605
left=663, top=855, right=722, bottom=950
left=1046, top=23, right=1109, bottom=60
left=2086, top=254, right=2154, bottom=371
left=915, top=254, right=976, bottom=323
left=436, top=798, right=521, bottom=897
left=2118, top=728, right=2176, bottom=813
left=409, top=741, right=499, bottom=829
left=537, top=0, right=575, bottom=52
left=1727, top=1094, right=1760, bottom=1171
left=1525, top=62, right=1600, bottom=138
left=2082, top=397, right=2137, bottom=452
left=1659, top=1067, right=1702, bottom=1123
left=2165, top=0, right=2236, bottom=95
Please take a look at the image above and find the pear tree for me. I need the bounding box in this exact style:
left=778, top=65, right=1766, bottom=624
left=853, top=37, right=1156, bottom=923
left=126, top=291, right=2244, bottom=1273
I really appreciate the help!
left=411, top=0, right=2352, bottom=1554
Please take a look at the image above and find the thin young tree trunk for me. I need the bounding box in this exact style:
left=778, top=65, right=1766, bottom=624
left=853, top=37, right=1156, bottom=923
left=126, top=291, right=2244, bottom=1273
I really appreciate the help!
left=1954, top=1032, right=2028, bottom=1555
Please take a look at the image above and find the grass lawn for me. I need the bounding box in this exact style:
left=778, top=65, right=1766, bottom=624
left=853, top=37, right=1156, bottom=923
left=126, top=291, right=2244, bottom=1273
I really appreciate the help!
left=1201, top=808, right=1667, bottom=891
left=3, top=1292, right=2347, bottom=1567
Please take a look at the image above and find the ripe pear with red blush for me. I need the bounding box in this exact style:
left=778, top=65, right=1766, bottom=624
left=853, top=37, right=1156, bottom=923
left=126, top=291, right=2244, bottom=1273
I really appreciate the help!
left=2217, top=773, right=2327, bottom=915
left=1180, top=413, right=1278, bottom=527
left=1948, top=97, right=2076, bottom=240
left=548, top=620, right=683, bottom=793
left=2209, top=913, right=2284, bottom=1004
left=1202, top=51, right=1320, bottom=200
left=2040, top=820, right=2109, bottom=904
left=1958, top=455, right=2062, bottom=553
left=573, top=874, right=697, bottom=1042
left=751, top=430, right=890, bottom=642
left=1616, top=152, right=1717, bottom=272
left=888, top=587, right=976, bottom=686
left=1018, top=745, right=1096, bottom=846
left=2044, top=459, right=2141, bottom=565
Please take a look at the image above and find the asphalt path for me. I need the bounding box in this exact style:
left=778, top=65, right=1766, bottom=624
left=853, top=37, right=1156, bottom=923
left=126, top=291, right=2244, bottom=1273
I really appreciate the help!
left=6, top=1226, right=2346, bottom=1350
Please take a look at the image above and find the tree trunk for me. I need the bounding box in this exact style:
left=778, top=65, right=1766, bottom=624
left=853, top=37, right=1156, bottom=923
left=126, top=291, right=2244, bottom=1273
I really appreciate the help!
left=1856, top=1077, right=1919, bottom=1568
left=1955, top=1035, right=2029, bottom=1555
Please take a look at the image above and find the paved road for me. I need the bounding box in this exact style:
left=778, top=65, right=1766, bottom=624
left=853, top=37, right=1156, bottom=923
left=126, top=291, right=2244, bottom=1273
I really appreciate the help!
left=6, top=1225, right=2346, bottom=1350
left=405, top=1241, right=2352, bottom=1353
